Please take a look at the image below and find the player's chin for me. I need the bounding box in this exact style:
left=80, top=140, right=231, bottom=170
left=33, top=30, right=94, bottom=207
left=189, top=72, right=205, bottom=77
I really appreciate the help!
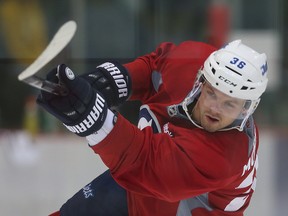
left=203, top=126, right=219, bottom=133
left=202, top=117, right=222, bottom=132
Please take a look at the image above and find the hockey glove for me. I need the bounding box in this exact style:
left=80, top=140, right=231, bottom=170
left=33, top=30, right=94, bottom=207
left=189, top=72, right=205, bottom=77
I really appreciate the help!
left=37, top=64, right=108, bottom=137
left=81, top=61, right=132, bottom=108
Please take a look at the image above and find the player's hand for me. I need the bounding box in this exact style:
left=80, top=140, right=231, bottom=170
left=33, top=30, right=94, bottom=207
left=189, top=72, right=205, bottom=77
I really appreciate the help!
left=81, top=61, right=131, bottom=108
left=37, top=64, right=108, bottom=137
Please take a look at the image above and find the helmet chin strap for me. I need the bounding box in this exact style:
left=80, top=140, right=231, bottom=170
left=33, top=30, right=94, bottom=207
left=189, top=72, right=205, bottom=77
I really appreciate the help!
left=182, top=96, right=204, bottom=130
left=167, top=80, right=205, bottom=130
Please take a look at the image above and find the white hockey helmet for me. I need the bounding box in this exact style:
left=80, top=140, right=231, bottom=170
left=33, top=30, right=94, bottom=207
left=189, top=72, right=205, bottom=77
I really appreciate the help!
left=202, top=39, right=268, bottom=101
left=174, top=40, right=269, bottom=131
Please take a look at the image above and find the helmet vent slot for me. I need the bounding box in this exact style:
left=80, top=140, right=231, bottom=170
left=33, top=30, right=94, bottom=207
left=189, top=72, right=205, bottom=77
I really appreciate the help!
left=212, top=68, right=216, bottom=74
left=225, top=66, right=242, bottom=76
left=241, top=86, right=248, bottom=90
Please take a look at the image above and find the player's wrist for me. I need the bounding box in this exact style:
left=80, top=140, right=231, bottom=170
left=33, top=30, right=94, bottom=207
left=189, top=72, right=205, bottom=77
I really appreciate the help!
left=63, top=91, right=108, bottom=137
left=86, top=109, right=117, bottom=146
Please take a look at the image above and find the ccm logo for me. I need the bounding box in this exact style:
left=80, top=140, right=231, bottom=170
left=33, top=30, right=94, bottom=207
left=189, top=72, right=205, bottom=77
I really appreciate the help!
left=98, top=62, right=128, bottom=98
left=218, top=75, right=237, bottom=87
left=64, top=93, right=105, bottom=134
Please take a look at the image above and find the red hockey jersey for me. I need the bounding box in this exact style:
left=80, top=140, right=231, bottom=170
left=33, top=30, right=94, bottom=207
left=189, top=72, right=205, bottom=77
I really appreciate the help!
left=91, top=41, right=259, bottom=216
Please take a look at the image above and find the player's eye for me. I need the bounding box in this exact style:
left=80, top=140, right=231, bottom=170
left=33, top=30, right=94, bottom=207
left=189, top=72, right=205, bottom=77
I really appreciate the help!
left=206, top=89, right=216, bottom=98
left=224, top=102, right=236, bottom=109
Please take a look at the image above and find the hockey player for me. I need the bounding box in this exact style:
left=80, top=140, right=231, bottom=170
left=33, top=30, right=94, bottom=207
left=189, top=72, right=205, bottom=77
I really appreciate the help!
left=37, top=40, right=268, bottom=216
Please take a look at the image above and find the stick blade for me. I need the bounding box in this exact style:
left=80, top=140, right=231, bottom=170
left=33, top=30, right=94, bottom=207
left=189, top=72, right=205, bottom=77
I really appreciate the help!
left=22, top=76, right=68, bottom=95
left=18, top=20, right=77, bottom=81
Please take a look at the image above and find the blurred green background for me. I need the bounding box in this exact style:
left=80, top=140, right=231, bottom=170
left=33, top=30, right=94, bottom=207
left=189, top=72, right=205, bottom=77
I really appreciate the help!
left=0, top=0, right=287, bottom=215
left=0, top=0, right=285, bottom=130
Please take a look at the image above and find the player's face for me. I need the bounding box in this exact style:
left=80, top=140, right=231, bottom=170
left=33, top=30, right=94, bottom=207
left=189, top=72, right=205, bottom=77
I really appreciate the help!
left=192, top=83, right=246, bottom=132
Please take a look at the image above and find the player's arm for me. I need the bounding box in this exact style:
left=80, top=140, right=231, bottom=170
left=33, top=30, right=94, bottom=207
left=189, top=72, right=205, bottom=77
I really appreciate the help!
left=90, top=114, right=244, bottom=202
left=123, top=42, right=177, bottom=101
left=80, top=42, right=176, bottom=106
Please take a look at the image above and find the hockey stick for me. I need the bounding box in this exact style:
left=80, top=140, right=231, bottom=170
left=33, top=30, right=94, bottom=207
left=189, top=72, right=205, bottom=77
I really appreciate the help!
left=18, top=20, right=77, bottom=95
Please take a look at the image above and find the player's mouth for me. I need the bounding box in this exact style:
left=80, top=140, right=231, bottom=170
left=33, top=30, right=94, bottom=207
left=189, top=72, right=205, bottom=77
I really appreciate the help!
left=205, top=114, right=220, bottom=123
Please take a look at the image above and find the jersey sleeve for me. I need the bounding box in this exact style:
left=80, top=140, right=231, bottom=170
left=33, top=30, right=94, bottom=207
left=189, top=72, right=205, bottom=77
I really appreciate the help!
left=90, top=114, right=249, bottom=202
left=123, top=42, right=176, bottom=102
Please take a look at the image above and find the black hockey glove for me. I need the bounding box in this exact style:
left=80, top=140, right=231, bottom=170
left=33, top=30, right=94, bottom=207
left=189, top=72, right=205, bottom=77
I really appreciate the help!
left=37, top=64, right=108, bottom=137
left=81, top=61, right=132, bottom=108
